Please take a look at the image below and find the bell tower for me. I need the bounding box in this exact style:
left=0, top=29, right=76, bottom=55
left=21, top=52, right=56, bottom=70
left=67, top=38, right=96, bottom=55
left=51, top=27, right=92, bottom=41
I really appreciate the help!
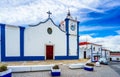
left=65, top=10, right=80, bottom=58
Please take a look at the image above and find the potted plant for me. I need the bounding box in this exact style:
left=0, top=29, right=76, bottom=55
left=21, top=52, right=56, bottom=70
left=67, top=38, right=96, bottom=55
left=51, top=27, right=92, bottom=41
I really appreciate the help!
left=86, top=63, right=94, bottom=67
left=84, top=63, right=94, bottom=71
left=51, top=65, right=61, bottom=76
left=0, top=64, right=12, bottom=77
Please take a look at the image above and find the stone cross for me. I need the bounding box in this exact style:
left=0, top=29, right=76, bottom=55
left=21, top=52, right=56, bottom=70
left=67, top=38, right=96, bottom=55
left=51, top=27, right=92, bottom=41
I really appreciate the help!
left=47, top=11, right=52, bottom=18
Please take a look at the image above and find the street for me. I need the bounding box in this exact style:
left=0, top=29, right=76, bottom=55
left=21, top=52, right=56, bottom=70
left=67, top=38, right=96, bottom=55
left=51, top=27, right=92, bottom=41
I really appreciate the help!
left=109, top=61, right=120, bottom=75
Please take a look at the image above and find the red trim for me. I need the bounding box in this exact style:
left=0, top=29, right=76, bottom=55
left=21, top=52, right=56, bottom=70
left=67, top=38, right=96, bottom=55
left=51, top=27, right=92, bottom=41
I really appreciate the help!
left=79, top=42, right=90, bottom=45
left=79, top=42, right=102, bottom=46
left=110, top=53, right=120, bottom=56
left=110, top=52, right=120, bottom=56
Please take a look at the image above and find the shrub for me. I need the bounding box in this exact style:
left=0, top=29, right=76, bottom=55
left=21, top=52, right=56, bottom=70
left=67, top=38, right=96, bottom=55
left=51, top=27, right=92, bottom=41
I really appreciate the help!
left=0, top=65, right=7, bottom=72
left=52, top=65, right=59, bottom=69
left=86, top=63, right=94, bottom=66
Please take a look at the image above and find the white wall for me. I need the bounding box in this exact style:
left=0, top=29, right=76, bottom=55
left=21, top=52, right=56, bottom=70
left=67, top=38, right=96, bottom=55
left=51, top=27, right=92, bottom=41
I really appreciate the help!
left=111, top=56, right=120, bottom=61
left=79, top=47, right=84, bottom=59
left=79, top=44, right=102, bottom=59
left=68, top=19, right=78, bottom=56
left=79, top=44, right=91, bottom=59
left=102, top=50, right=110, bottom=59
left=111, top=57, right=117, bottom=60
left=0, top=26, right=1, bottom=62
left=0, top=40, right=1, bottom=62
left=5, top=25, right=20, bottom=57
left=24, top=19, right=66, bottom=58
left=69, top=35, right=77, bottom=56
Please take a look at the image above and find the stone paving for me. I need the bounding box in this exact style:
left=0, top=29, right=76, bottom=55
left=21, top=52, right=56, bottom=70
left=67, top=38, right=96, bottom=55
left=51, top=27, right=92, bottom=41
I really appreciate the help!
left=12, top=65, right=120, bottom=77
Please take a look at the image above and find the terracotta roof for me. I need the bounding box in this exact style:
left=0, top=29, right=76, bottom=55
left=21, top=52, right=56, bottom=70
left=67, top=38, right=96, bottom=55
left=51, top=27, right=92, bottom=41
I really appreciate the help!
left=79, top=42, right=102, bottom=46
left=110, top=52, right=120, bottom=56
left=79, top=42, right=91, bottom=45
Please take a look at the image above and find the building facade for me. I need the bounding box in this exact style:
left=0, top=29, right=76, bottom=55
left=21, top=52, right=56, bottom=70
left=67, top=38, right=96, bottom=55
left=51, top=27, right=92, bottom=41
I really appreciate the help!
left=79, top=42, right=102, bottom=62
left=110, top=52, right=120, bottom=62
left=102, top=49, right=110, bottom=60
left=0, top=12, right=80, bottom=62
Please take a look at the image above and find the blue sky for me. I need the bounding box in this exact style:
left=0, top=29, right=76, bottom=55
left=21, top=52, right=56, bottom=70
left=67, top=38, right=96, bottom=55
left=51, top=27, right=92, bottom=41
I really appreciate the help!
left=79, top=5, right=120, bottom=37
left=0, top=0, right=120, bottom=51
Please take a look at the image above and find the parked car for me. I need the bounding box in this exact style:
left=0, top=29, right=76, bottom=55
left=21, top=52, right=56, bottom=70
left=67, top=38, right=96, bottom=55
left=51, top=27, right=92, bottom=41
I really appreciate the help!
left=99, top=58, right=109, bottom=65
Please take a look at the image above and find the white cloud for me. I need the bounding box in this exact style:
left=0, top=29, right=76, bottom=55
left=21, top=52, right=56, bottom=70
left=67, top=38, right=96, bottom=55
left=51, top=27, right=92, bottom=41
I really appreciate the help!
left=0, top=0, right=119, bottom=25
left=0, top=0, right=35, bottom=7
left=79, top=26, right=115, bottom=32
left=80, top=35, right=120, bottom=51
left=101, top=0, right=120, bottom=10
left=0, top=0, right=120, bottom=51
left=116, top=30, right=120, bottom=34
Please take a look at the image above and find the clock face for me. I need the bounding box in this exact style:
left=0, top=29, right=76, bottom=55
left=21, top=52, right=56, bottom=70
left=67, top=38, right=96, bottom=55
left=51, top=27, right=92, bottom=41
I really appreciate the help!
left=70, top=24, right=75, bottom=31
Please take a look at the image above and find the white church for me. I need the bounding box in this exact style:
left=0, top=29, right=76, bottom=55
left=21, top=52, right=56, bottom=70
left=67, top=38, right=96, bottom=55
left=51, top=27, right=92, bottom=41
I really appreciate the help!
left=0, top=11, right=80, bottom=62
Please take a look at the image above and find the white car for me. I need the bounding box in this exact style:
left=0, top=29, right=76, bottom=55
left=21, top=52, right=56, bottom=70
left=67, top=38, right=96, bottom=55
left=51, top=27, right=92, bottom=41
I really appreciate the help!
left=99, top=58, right=109, bottom=65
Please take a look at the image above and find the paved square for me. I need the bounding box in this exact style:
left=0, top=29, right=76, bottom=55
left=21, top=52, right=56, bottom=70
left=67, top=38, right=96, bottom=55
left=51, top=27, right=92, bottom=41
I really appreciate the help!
left=12, top=65, right=120, bottom=77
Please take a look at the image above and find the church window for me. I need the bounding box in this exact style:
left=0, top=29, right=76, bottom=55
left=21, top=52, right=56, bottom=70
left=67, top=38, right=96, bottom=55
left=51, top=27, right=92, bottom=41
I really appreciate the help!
left=47, top=27, right=52, bottom=34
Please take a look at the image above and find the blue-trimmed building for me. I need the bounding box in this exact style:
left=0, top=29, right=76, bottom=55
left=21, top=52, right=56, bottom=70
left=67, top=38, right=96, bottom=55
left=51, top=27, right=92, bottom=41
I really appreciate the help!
left=0, top=11, right=80, bottom=62
left=79, top=42, right=102, bottom=62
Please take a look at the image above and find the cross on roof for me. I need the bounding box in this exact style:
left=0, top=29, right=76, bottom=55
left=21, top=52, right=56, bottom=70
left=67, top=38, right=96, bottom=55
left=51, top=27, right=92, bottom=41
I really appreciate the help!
left=47, top=11, right=52, bottom=18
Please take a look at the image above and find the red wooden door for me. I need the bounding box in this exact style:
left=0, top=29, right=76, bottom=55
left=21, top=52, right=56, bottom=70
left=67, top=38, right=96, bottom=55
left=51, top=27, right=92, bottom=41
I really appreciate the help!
left=46, top=45, right=53, bottom=60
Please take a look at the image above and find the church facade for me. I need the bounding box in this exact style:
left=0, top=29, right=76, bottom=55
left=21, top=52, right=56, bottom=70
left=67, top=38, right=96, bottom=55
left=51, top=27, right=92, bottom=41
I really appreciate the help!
left=0, top=12, right=80, bottom=62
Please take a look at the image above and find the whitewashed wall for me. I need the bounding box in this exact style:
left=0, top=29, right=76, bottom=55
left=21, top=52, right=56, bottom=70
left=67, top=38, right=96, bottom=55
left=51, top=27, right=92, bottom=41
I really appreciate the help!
left=0, top=40, right=1, bottom=62
left=79, top=44, right=91, bottom=59
left=111, top=56, right=118, bottom=60
left=92, top=45, right=102, bottom=53
left=5, top=25, right=20, bottom=57
left=69, top=35, right=77, bottom=56
left=102, top=51, right=105, bottom=57
left=68, top=20, right=77, bottom=56
left=0, top=26, right=1, bottom=62
left=111, top=56, right=120, bottom=61
left=79, top=47, right=84, bottom=59
left=102, top=50, right=110, bottom=59
left=79, top=45, right=85, bottom=59
left=24, top=19, right=66, bottom=58
left=79, top=44, right=102, bottom=59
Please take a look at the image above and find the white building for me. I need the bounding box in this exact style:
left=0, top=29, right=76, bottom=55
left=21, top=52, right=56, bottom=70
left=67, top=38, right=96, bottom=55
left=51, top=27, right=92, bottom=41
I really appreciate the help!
left=110, top=52, right=120, bottom=61
left=102, top=49, right=110, bottom=60
left=79, top=42, right=102, bottom=62
left=0, top=11, right=80, bottom=62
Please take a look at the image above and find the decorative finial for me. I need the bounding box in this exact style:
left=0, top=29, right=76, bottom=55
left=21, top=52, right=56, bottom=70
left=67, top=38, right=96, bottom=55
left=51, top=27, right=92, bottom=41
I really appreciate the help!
left=67, top=9, right=71, bottom=16
left=66, top=9, right=73, bottom=19
left=47, top=11, right=52, bottom=18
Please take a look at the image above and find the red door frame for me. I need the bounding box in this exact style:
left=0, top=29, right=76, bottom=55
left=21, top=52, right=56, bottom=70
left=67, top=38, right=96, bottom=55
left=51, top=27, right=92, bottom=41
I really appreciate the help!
left=46, top=45, right=54, bottom=60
